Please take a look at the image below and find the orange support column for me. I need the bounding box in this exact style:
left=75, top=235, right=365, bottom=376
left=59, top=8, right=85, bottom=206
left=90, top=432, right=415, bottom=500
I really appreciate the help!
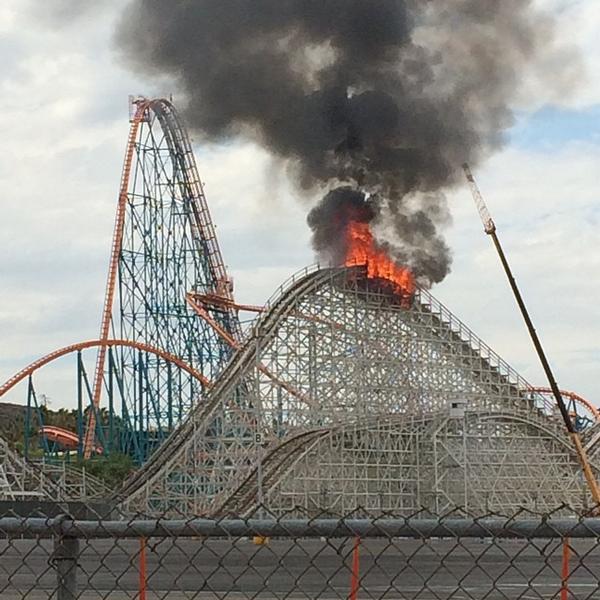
left=349, top=537, right=360, bottom=600
left=561, top=537, right=570, bottom=600
left=139, top=537, right=147, bottom=600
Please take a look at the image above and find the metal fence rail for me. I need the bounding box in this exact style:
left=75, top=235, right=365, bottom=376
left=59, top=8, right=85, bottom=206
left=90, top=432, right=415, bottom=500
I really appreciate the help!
left=2, top=509, right=600, bottom=599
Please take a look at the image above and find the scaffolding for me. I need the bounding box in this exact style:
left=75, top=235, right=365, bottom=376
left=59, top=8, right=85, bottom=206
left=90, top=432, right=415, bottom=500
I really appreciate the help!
left=0, top=435, right=108, bottom=501
left=118, top=266, right=598, bottom=516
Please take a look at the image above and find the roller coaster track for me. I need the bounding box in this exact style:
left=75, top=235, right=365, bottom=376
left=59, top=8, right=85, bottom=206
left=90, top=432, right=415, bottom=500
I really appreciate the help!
left=40, top=426, right=103, bottom=455
left=528, top=387, right=599, bottom=422
left=410, top=305, right=545, bottom=416
left=0, top=406, right=111, bottom=500
left=86, top=101, right=149, bottom=459
left=85, top=97, right=237, bottom=460
left=217, top=410, right=600, bottom=516
left=0, top=434, right=110, bottom=501
left=116, top=265, right=326, bottom=501
left=151, top=99, right=236, bottom=308
left=0, top=338, right=210, bottom=399
left=116, top=265, right=562, bottom=509
left=216, top=429, right=329, bottom=515
left=0, top=435, right=59, bottom=500
left=414, top=290, right=554, bottom=415
left=402, top=301, right=571, bottom=446
left=185, top=292, right=316, bottom=407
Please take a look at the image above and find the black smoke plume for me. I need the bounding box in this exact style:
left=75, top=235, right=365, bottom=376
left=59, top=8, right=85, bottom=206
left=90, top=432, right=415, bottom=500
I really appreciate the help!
left=117, top=0, right=561, bottom=285
left=307, top=187, right=378, bottom=266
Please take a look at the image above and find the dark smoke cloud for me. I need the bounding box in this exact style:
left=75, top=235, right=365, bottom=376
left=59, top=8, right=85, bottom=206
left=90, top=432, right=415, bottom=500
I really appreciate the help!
left=307, top=187, right=378, bottom=266
left=117, top=0, right=563, bottom=285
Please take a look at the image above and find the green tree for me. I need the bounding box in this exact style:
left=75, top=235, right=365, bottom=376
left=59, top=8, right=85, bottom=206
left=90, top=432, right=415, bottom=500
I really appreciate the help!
left=81, top=453, right=134, bottom=489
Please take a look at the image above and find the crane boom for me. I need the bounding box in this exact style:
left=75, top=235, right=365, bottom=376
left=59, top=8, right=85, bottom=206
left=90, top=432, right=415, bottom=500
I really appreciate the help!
left=462, top=163, right=496, bottom=234
left=462, top=163, right=600, bottom=507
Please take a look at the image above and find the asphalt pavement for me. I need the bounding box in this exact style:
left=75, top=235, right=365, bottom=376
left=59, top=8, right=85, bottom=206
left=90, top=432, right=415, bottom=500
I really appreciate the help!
left=1, top=537, right=599, bottom=599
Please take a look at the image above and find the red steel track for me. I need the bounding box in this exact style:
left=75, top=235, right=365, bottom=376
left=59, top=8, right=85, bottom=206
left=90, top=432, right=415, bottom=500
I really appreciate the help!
left=40, top=425, right=103, bottom=455
left=85, top=97, right=237, bottom=459
left=85, top=100, right=151, bottom=459
left=0, top=338, right=210, bottom=399
left=529, top=387, right=600, bottom=422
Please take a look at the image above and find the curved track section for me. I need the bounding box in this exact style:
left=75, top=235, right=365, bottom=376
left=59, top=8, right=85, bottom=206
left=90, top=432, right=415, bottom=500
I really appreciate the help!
left=41, top=426, right=89, bottom=451
left=0, top=338, right=209, bottom=398
left=87, top=97, right=238, bottom=462
left=118, top=266, right=571, bottom=516
left=218, top=411, right=596, bottom=517
left=528, top=387, right=599, bottom=427
left=116, top=266, right=325, bottom=507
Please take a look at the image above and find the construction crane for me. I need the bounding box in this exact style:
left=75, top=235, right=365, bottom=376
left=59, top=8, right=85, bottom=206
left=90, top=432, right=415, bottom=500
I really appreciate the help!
left=462, top=163, right=600, bottom=507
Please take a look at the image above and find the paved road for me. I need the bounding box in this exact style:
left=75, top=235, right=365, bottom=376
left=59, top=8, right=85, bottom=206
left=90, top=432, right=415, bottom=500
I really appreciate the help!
left=1, top=537, right=599, bottom=598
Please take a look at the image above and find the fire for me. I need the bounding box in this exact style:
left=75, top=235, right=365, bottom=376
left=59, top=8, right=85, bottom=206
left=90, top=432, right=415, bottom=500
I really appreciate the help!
left=344, top=221, right=416, bottom=302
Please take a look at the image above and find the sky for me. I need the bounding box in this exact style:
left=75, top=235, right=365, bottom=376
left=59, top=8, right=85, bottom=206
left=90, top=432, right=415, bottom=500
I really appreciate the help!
left=0, top=0, right=599, bottom=411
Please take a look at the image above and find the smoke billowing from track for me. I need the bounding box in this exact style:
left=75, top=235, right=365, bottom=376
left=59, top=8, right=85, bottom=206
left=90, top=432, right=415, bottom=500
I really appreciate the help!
left=117, top=1, right=563, bottom=285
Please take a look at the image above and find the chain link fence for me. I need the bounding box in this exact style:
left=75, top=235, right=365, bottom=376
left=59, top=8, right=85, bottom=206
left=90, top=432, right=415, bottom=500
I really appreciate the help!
left=1, top=505, right=600, bottom=599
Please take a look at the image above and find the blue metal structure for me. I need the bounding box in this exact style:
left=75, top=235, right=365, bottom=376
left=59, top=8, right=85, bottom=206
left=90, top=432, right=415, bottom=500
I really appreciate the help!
left=105, top=97, right=239, bottom=463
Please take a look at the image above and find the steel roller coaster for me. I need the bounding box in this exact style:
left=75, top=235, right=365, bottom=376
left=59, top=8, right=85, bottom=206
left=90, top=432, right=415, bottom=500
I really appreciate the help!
left=0, top=97, right=237, bottom=468
left=0, top=97, right=598, bottom=513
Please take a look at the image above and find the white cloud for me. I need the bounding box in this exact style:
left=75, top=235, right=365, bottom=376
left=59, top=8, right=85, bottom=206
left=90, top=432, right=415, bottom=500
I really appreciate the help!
left=437, top=141, right=600, bottom=401
left=529, top=0, right=600, bottom=108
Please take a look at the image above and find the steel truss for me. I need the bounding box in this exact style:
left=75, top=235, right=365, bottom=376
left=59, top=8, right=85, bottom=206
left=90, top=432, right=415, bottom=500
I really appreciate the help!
left=1, top=98, right=237, bottom=467
left=93, top=98, right=238, bottom=463
left=0, top=338, right=210, bottom=463
left=118, top=266, right=597, bottom=516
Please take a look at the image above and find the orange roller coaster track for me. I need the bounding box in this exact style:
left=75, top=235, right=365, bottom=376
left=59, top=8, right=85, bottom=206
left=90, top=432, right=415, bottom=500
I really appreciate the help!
left=85, top=100, right=150, bottom=459
left=0, top=339, right=210, bottom=399
left=529, top=387, right=600, bottom=423
left=83, top=97, right=238, bottom=463
left=40, top=425, right=103, bottom=455
left=185, top=293, right=317, bottom=407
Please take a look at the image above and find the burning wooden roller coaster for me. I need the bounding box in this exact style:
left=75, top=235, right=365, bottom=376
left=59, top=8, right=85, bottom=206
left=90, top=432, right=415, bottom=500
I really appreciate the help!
left=0, top=98, right=598, bottom=517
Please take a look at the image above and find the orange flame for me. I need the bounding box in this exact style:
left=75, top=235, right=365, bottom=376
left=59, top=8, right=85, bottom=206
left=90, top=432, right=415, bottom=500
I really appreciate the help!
left=344, top=221, right=416, bottom=301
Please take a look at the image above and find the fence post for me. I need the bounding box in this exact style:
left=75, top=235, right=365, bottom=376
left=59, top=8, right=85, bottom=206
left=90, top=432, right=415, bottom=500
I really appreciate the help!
left=53, top=533, right=79, bottom=600
left=561, top=536, right=570, bottom=600
left=349, top=536, right=360, bottom=600
left=139, top=537, right=147, bottom=600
